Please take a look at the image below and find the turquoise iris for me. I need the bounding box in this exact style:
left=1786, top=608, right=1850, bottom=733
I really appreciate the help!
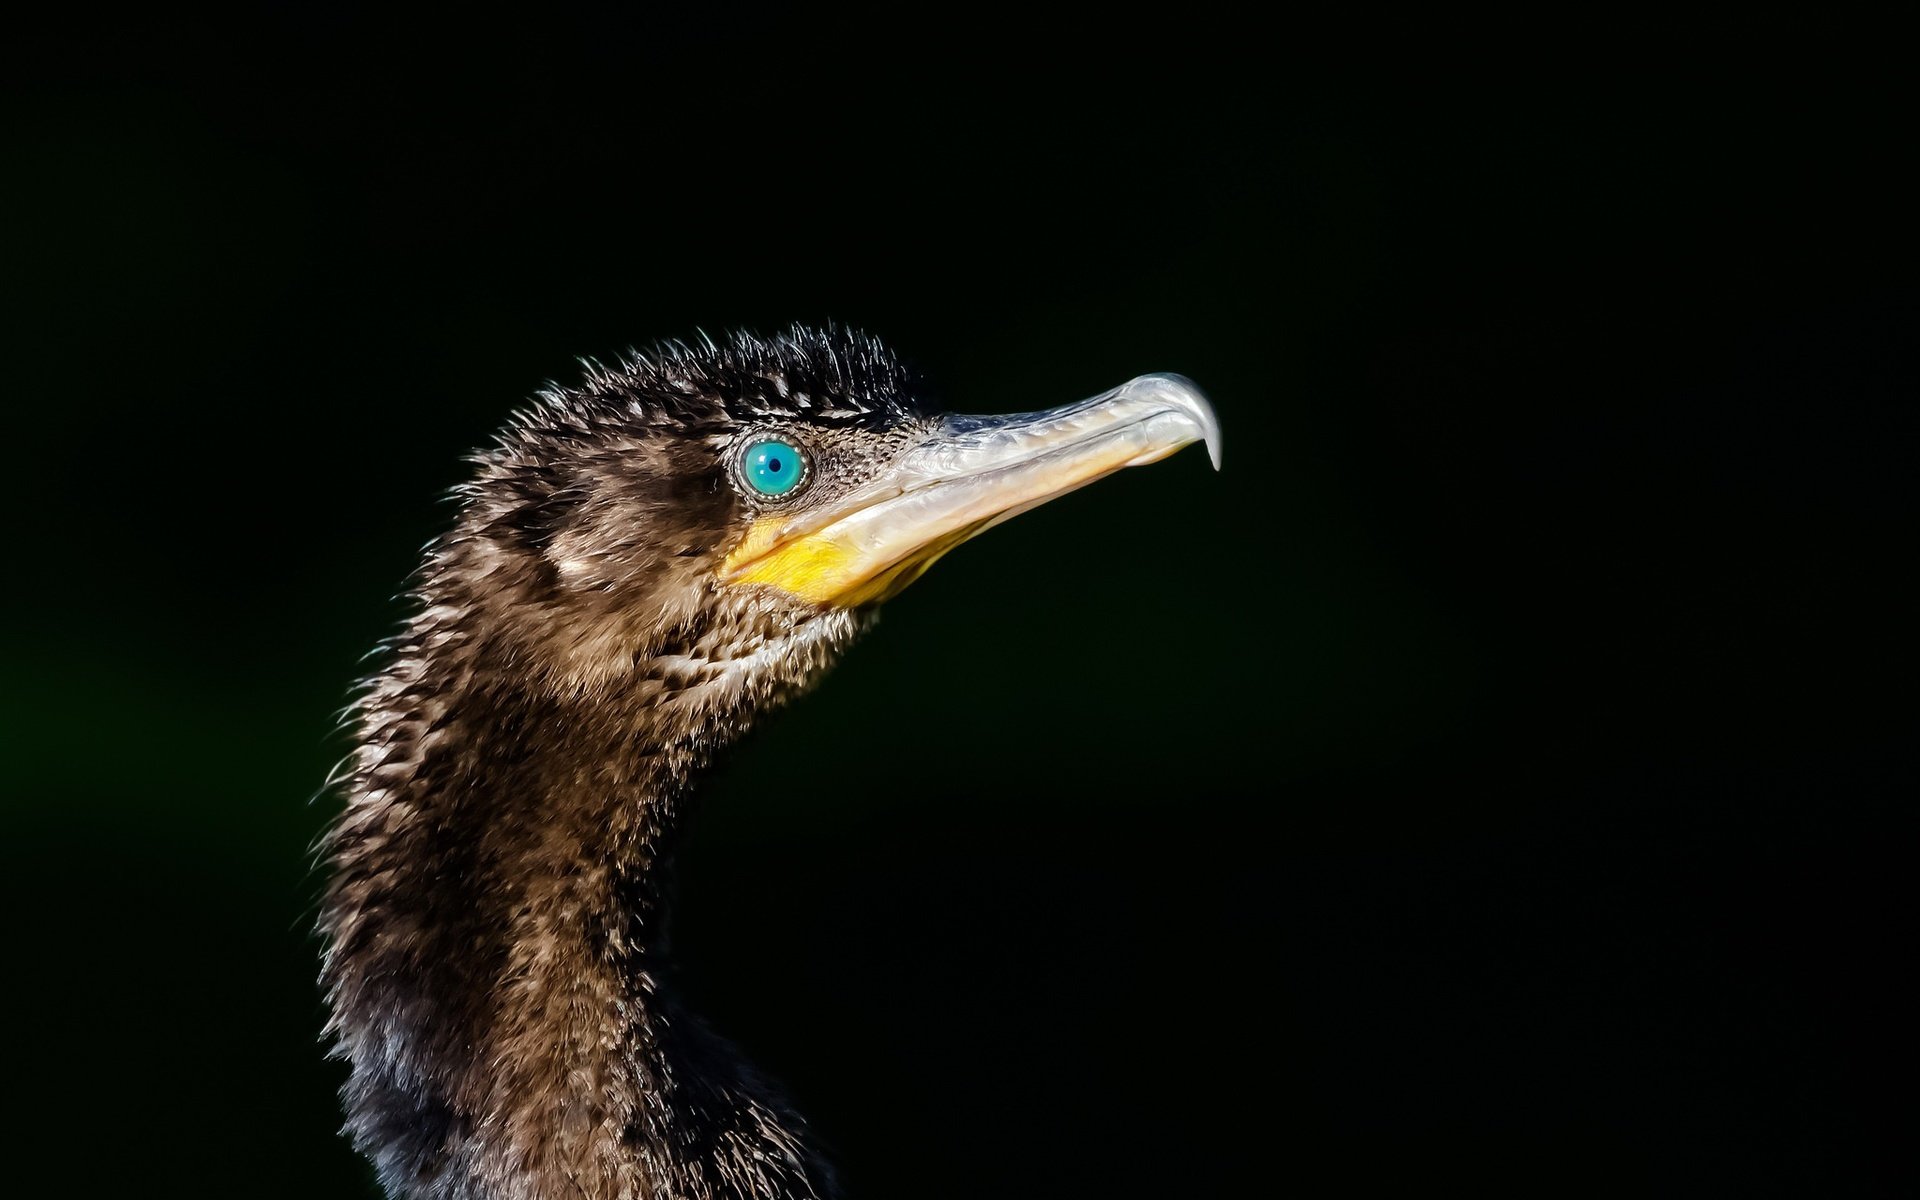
left=741, top=438, right=807, bottom=497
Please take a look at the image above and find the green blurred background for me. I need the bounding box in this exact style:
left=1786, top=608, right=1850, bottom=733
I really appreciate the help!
left=4, top=13, right=1908, bottom=1197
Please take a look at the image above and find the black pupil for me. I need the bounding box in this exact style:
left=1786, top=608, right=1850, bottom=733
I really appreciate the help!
left=767, top=456, right=783, bottom=473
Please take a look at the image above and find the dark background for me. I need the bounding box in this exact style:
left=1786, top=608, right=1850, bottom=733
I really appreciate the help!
left=4, top=13, right=1909, bottom=1197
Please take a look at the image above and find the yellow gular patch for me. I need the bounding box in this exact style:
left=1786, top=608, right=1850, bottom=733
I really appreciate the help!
left=722, top=517, right=986, bottom=608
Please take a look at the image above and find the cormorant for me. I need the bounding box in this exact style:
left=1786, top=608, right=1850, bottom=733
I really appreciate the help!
left=319, top=326, right=1220, bottom=1200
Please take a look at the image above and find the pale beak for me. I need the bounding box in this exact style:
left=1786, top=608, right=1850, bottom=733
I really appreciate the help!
left=722, top=373, right=1222, bottom=607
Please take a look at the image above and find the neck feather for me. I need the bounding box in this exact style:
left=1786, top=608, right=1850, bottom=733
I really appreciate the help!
left=321, top=585, right=862, bottom=1200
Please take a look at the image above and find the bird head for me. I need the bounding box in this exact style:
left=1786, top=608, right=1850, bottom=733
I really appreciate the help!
left=328, top=330, right=1219, bottom=1196
left=447, top=327, right=1220, bottom=697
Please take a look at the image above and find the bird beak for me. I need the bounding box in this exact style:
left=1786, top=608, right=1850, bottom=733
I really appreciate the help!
left=722, top=373, right=1222, bottom=607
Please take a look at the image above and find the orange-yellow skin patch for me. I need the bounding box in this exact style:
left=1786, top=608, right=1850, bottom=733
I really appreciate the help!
left=722, top=517, right=984, bottom=608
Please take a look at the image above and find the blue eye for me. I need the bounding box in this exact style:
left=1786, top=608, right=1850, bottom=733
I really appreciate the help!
left=739, top=437, right=809, bottom=498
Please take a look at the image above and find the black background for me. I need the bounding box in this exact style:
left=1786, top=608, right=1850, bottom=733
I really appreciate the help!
left=4, top=12, right=1909, bottom=1197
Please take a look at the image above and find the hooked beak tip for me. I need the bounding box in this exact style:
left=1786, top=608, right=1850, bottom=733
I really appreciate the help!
left=1127, top=372, right=1222, bottom=470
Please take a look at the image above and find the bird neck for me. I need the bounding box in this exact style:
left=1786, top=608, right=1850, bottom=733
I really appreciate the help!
left=322, top=590, right=864, bottom=1200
